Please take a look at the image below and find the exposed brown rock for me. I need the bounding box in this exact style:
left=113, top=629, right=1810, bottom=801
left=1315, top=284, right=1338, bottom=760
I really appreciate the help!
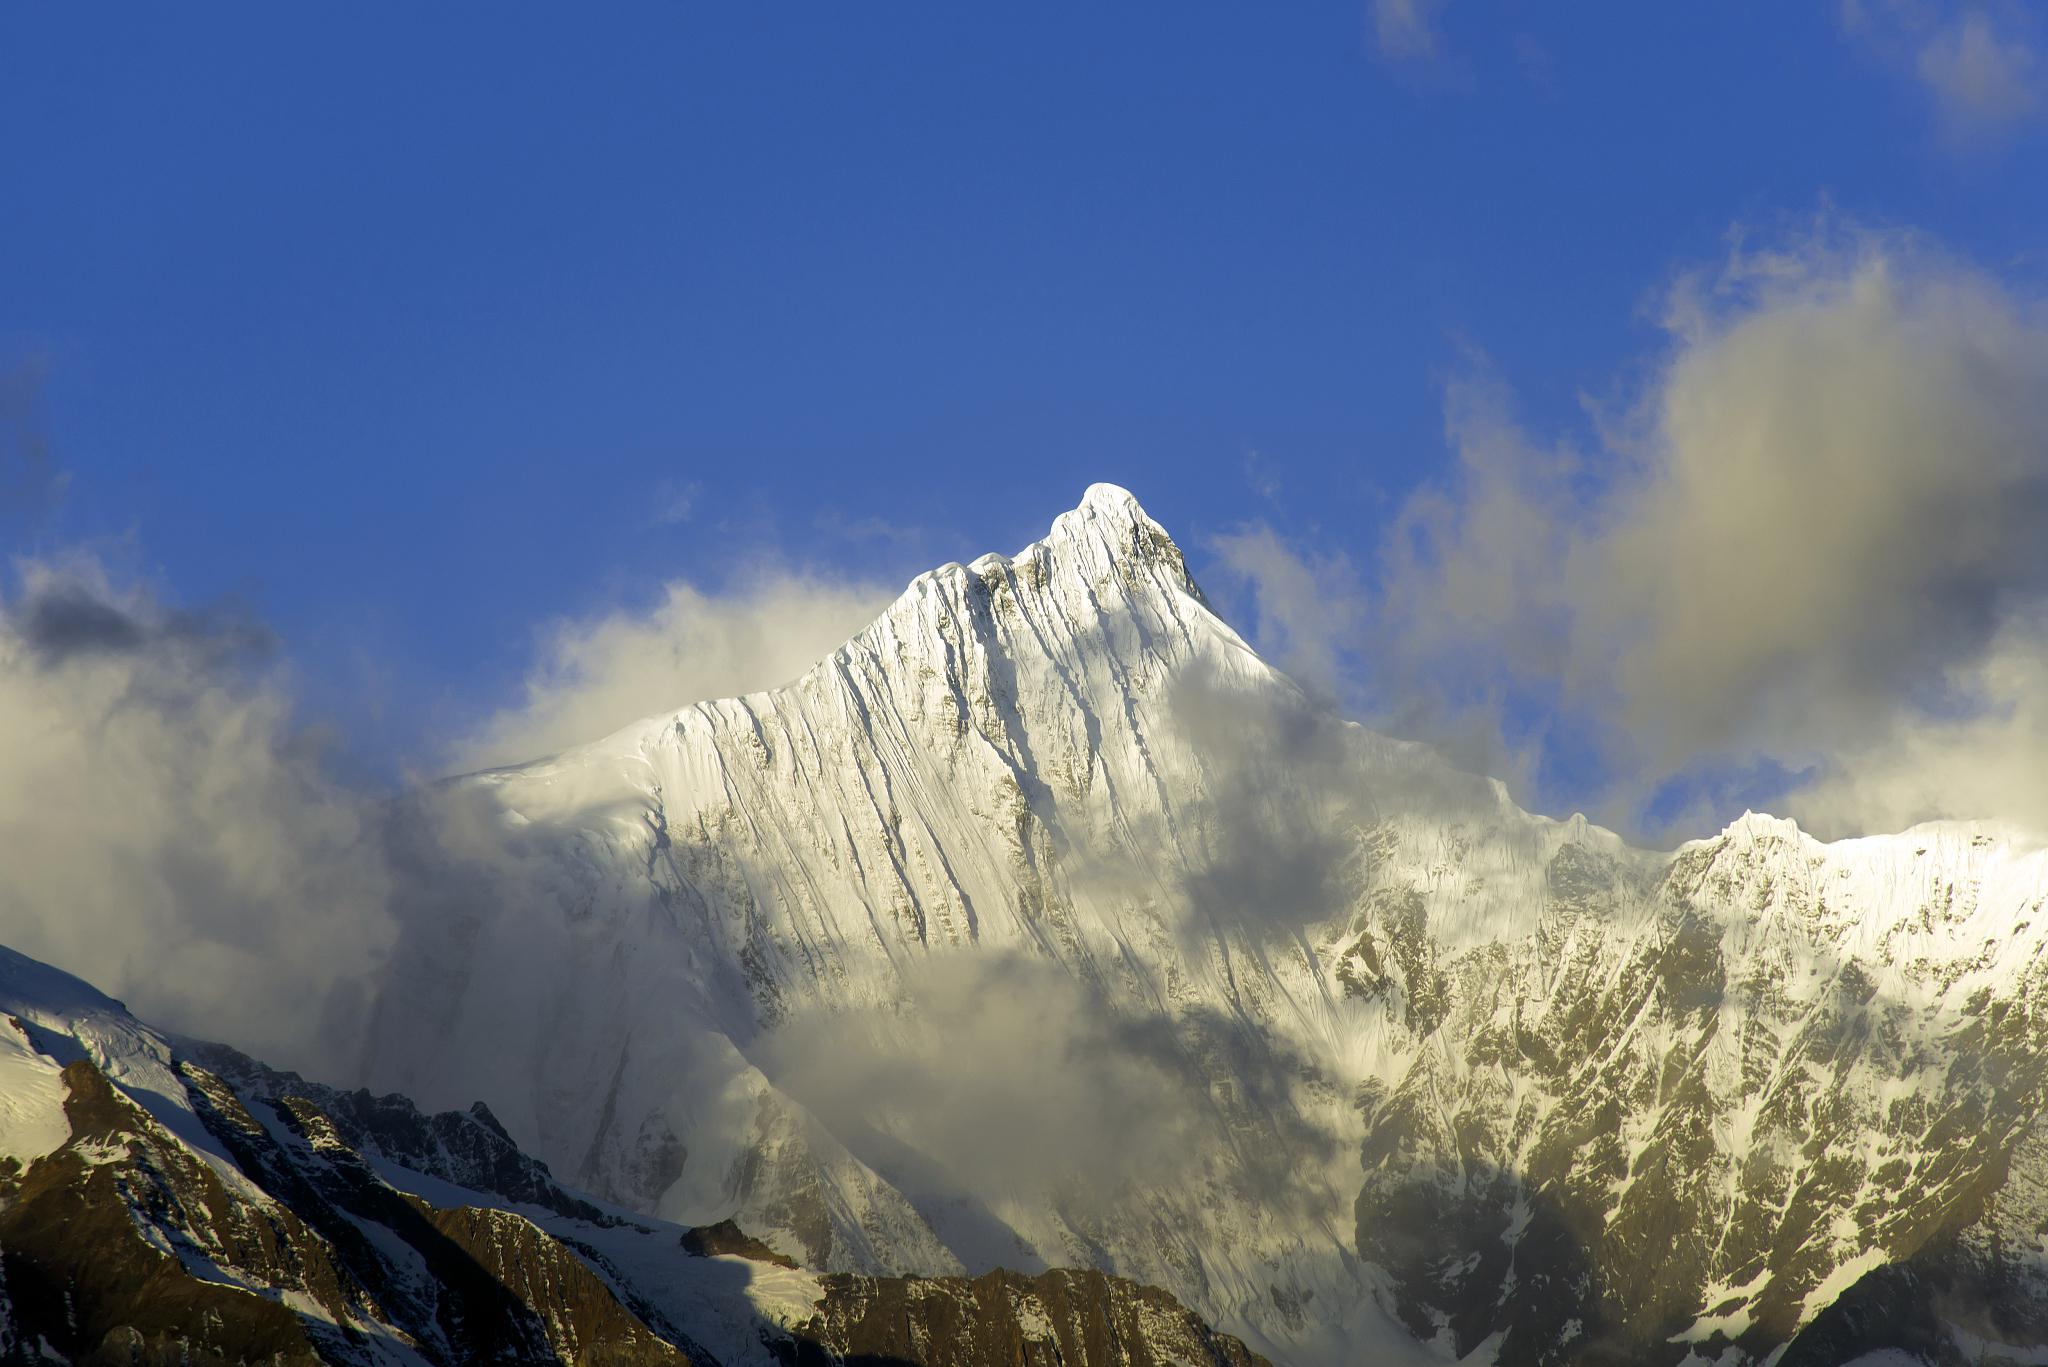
left=783, top=1266, right=1270, bottom=1367
left=682, top=1218, right=799, bottom=1268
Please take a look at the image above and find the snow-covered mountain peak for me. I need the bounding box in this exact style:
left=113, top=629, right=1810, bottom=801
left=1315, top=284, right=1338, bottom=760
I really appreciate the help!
left=1074, top=478, right=1148, bottom=516
left=1047, top=480, right=1181, bottom=559
left=900, top=480, right=1203, bottom=636
left=1039, top=479, right=1193, bottom=578
left=1700, top=807, right=1816, bottom=856
left=362, top=485, right=2048, bottom=1367
left=732, top=479, right=1241, bottom=776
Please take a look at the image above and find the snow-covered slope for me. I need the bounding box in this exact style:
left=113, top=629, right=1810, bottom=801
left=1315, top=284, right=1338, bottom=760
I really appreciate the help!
left=356, top=485, right=2048, bottom=1366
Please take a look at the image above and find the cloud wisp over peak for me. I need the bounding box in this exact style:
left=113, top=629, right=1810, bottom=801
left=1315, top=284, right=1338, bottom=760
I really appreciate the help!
left=450, top=569, right=895, bottom=772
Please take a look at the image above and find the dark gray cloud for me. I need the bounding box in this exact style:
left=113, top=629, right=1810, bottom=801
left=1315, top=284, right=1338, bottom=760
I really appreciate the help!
left=14, top=581, right=147, bottom=658
left=10, top=576, right=276, bottom=670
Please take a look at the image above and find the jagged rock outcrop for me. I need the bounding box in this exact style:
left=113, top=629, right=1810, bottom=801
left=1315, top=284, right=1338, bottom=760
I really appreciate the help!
left=191, top=1040, right=612, bottom=1225
left=0, top=1007, right=697, bottom=1364
left=0, top=1053, right=342, bottom=1367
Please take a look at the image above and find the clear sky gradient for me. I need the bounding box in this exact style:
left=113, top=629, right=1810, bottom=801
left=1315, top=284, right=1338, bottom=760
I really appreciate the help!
left=5, top=4, right=2046, bottom=827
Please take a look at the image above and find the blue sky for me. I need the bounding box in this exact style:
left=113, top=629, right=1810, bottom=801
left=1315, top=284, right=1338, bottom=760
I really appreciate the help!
left=6, top=3, right=2048, bottom=833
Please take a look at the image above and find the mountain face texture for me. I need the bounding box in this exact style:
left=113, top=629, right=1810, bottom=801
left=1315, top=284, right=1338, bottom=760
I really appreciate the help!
left=0, top=944, right=1261, bottom=1367
left=347, top=485, right=2048, bottom=1367
left=7, top=487, right=2048, bottom=1367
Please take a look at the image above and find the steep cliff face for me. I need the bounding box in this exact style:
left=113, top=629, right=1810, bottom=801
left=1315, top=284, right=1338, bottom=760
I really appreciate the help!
left=0, top=945, right=1294, bottom=1367
left=355, top=485, right=2048, bottom=1366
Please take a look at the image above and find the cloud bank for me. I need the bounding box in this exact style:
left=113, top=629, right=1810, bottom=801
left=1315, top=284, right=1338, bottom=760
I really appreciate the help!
left=1219, top=225, right=2048, bottom=839
left=0, top=549, right=896, bottom=1084
left=757, top=953, right=1203, bottom=1201
left=0, top=558, right=394, bottom=1075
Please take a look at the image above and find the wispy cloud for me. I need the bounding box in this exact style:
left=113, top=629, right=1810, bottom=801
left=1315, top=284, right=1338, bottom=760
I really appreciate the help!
left=1916, top=9, right=2039, bottom=127
left=1242, top=448, right=1283, bottom=502
left=1371, top=0, right=1447, bottom=61
left=1843, top=2, right=2042, bottom=138
left=1207, top=524, right=1366, bottom=703
left=652, top=478, right=701, bottom=526
left=449, top=568, right=895, bottom=771
left=1512, top=33, right=1560, bottom=97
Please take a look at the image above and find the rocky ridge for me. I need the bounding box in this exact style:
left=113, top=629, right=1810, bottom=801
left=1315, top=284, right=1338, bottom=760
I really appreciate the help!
left=0, top=944, right=1267, bottom=1367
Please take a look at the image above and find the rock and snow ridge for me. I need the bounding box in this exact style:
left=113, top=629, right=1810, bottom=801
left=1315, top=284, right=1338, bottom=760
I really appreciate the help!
left=0, top=943, right=1266, bottom=1367
left=340, top=484, right=2048, bottom=1366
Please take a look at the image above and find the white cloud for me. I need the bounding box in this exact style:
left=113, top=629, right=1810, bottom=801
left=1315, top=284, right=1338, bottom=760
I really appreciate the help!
left=1793, top=613, right=2048, bottom=835
left=757, top=953, right=1205, bottom=1200
left=1461, top=229, right=2048, bottom=835
left=0, top=558, right=395, bottom=1076
left=1229, top=225, right=2048, bottom=840
left=451, top=570, right=896, bottom=771
left=1588, top=235, right=2048, bottom=774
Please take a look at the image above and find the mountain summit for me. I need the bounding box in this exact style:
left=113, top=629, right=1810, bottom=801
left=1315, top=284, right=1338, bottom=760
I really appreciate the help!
left=352, top=486, right=2048, bottom=1367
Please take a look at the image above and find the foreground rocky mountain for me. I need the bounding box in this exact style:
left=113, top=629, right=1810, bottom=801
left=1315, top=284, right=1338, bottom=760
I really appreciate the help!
left=350, top=485, right=2048, bottom=1366
left=0, top=945, right=1266, bottom=1367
